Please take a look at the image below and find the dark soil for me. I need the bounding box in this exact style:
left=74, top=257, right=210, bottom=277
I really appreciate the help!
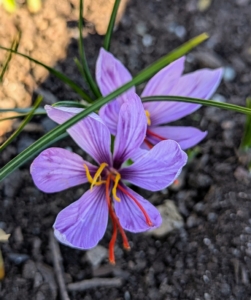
left=1, top=0, right=251, bottom=299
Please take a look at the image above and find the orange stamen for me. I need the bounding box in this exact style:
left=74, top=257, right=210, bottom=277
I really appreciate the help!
left=117, top=183, right=153, bottom=227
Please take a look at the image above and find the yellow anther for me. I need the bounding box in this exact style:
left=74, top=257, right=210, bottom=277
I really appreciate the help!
left=83, top=164, right=93, bottom=184
left=145, top=110, right=151, bottom=126
left=112, top=172, right=121, bottom=202
left=91, top=163, right=108, bottom=190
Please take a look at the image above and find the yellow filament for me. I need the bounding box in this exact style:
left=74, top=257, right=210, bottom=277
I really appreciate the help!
left=83, top=164, right=93, bottom=183
left=145, top=110, right=151, bottom=126
left=91, top=163, right=108, bottom=190
left=112, top=172, right=121, bottom=202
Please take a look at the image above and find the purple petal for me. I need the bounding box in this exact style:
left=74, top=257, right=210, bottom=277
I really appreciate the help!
left=99, top=100, right=121, bottom=135
left=96, top=48, right=135, bottom=98
left=96, top=48, right=135, bottom=134
left=114, top=184, right=162, bottom=233
left=146, top=126, right=207, bottom=150
left=45, top=105, right=112, bottom=165
left=141, top=56, right=185, bottom=97
left=143, top=68, right=223, bottom=125
left=121, top=140, right=187, bottom=191
left=113, top=94, right=147, bottom=167
left=30, top=147, right=97, bottom=193
left=54, top=185, right=108, bottom=249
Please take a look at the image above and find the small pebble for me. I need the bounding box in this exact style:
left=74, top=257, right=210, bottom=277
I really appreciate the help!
left=34, top=271, right=44, bottom=288
left=136, top=22, right=147, bottom=36
left=8, top=253, right=29, bottom=265
left=203, top=238, right=211, bottom=246
left=186, top=214, right=199, bottom=228
left=197, top=0, right=212, bottom=11
left=223, top=66, right=236, bottom=82
left=203, top=275, right=210, bottom=284
left=124, top=290, right=131, bottom=300
left=220, top=283, right=231, bottom=296
left=3, top=170, right=22, bottom=198
left=0, top=222, right=7, bottom=230
left=244, top=227, right=251, bottom=234
left=207, top=212, right=218, bottom=223
left=17, top=135, right=36, bottom=153
left=194, top=202, right=205, bottom=212
left=41, top=118, right=56, bottom=132
left=22, top=260, right=37, bottom=279
left=204, top=293, right=211, bottom=300
left=13, top=226, right=23, bottom=244
left=174, top=25, right=186, bottom=39
left=142, top=34, right=153, bottom=47
left=85, top=245, right=107, bottom=268
left=212, top=94, right=227, bottom=102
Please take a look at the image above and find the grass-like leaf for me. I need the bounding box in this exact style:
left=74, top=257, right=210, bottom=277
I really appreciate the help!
left=0, top=33, right=209, bottom=180
left=240, top=98, right=251, bottom=150
left=0, top=112, right=46, bottom=123
left=52, top=101, right=87, bottom=108
left=78, top=0, right=101, bottom=98
left=0, top=107, right=45, bottom=113
left=0, top=96, right=43, bottom=152
left=0, top=107, right=46, bottom=122
left=0, top=32, right=20, bottom=83
left=142, top=96, right=251, bottom=115
left=0, top=45, right=93, bottom=103
left=103, top=0, right=121, bottom=51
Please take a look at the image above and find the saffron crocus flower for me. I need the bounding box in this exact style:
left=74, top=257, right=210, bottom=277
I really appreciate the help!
left=96, top=48, right=223, bottom=150
left=30, top=94, right=187, bottom=263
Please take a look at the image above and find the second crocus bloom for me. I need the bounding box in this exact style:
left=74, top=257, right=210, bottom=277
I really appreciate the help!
left=96, top=48, right=223, bottom=150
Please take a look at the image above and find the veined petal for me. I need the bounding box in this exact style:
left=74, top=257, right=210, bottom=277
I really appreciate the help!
left=141, top=56, right=185, bottom=97
left=170, top=67, right=223, bottom=99
left=113, top=94, right=147, bottom=167
left=144, top=68, right=223, bottom=125
left=99, top=100, right=121, bottom=135
left=96, top=48, right=135, bottom=98
left=114, top=185, right=162, bottom=232
left=147, top=126, right=207, bottom=150
left=54, top=185, right=108, bottom=249
left=96, top=48, right=135, bottom=135
left=121, top=140, right=187, bottom=191
left=45, top=105, right=112, bottom=165
left=30, top=147, right=97, bottom=193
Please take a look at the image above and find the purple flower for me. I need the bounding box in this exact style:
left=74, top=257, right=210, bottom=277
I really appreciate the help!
left=96, top=48, right=223, bottom=150
left=30, top=94, right=187, bottom=263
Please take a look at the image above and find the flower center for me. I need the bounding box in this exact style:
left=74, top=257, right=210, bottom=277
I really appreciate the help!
left=145, top=110, right=151, bottom=126
left=83, top=163, right=153, bottom=264
left=84, top=163, right=121, bottom=201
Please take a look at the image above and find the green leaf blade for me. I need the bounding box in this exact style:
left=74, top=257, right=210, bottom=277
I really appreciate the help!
left=103, top=0, right=121, bottom=51
left=78, top=0, right=101, bottom=98
left=240, top=98, right=251, bottom=150
left=142, top=96, right=251, bottom=115
left=0, top=95, right=43, bottom=152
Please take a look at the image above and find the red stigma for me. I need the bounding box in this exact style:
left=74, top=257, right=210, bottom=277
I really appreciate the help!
left=106, top=175, right=130, bottom=264
left=117, top=183, right=153, bottom=227
left=145, top=128, right=167, bottom=149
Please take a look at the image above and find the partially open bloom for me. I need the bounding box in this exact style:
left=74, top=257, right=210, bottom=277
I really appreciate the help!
left=30, top=94, right=187, bottom=263
left=96, top=48, right=223, bottom=150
